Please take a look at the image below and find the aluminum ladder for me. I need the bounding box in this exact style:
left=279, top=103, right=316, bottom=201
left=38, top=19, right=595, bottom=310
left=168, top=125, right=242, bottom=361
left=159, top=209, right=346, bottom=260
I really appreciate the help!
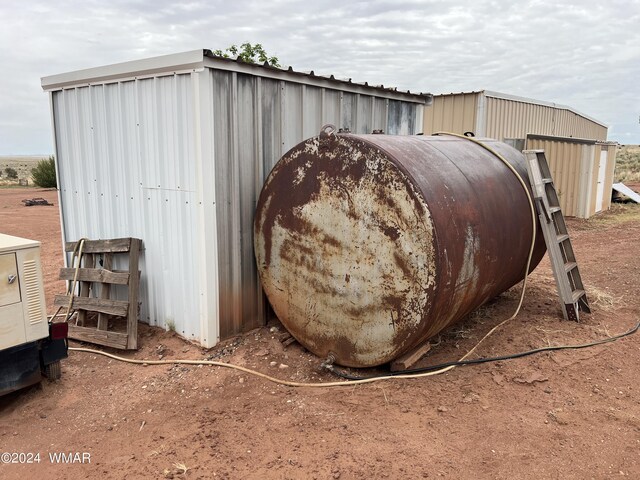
left=523, top=149, right=590, bottom=321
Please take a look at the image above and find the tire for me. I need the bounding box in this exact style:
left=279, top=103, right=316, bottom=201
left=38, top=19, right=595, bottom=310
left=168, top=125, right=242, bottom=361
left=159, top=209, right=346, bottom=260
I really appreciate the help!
left=44, top=361, right=61, bottom=380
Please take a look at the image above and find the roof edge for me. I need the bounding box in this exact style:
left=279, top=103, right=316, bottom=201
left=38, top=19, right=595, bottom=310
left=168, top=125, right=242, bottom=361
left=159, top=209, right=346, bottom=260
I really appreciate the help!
left=430, top=90, right=607, bottom=129
left=41, top=49, right=432, bottom=104
left=41, top=50, right=207, bottom=91
left=202, top=50, right=431, bottom=103
left=483, top=90, right=608, bottom=129
left=526, top=133, right=597, bottom=145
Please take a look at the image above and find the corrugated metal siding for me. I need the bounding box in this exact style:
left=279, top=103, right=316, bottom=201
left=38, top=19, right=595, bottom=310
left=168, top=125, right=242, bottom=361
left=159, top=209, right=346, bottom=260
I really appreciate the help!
left=207, top=68, right=422, bottom=338
left=50, top=65, right=424, bottom=345
left=526, top=136, right=597, bottom=217
left=424, top=92, right=608, bottom=141
left=485, top=96, right=607, bottom=141
left=52, top=74, right=202, bottom=341
left=425, top=90, right=613, bottom=219
left=423, top=93, right=478, bottom=135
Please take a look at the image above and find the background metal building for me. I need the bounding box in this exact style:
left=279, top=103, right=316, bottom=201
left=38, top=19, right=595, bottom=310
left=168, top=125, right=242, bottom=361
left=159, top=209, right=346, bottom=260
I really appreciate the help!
left=423, top=90, right=616, bottom=218
left=526, top=135, right=618, bottom=217
left=41, top=49, right=431, bottom=347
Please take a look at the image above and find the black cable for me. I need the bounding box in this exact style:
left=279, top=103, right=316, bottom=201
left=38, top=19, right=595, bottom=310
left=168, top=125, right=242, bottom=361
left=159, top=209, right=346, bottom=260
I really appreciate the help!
left=328, top=321, right=640, bottom=381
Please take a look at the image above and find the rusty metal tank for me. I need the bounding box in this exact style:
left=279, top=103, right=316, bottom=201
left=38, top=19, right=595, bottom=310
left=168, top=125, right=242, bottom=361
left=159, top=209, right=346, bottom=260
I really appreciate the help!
left=254, top=127, right=546, bottom=367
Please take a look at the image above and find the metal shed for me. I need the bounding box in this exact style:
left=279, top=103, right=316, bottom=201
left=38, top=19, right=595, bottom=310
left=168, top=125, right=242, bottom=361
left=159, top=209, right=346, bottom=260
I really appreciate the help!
left=423, top=90, right=616, bottom=218
left=525, top=135, right=617, bottom=217
left=424, top=90, right=608, bottom=142
left=41, top=49, right=431, bottom=347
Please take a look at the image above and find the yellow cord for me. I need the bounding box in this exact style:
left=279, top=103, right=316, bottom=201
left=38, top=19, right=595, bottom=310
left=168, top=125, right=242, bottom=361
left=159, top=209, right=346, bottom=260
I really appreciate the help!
left=51, top=238, right=87, bottom=324
left=66, top=135, right=538, bottom=387
left=430, top=132, right=538, bottom=367
left=68, top=345, right=464, bottom=387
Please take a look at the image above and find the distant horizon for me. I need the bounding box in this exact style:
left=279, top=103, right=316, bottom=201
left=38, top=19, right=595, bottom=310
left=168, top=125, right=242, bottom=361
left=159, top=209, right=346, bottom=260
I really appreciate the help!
left=2, top=143, right=640, bottom=157
left=3, top=143, right=639, bottom=158
left=0, top=154, right=52, bottom=157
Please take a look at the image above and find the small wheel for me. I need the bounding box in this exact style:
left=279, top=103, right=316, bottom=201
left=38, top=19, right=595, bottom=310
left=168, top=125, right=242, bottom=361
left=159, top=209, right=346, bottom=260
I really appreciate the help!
left=44, top=361, right=62, bottom=380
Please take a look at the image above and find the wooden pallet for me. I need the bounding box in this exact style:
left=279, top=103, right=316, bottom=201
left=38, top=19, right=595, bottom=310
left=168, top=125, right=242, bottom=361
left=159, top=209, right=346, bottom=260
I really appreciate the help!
left=55, top=238, right=142, bottom=349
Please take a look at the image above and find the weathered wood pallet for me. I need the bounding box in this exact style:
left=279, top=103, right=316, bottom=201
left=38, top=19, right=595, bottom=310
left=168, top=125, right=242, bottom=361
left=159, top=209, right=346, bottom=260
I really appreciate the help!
left=56, top=237, right=142, bottom=349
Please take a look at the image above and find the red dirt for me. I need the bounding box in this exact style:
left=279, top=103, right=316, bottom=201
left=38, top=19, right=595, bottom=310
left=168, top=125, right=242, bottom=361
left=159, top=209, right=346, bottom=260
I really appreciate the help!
left=0, top=188, right=65, bottom=313
left=1, top=186, right=639, bottom=479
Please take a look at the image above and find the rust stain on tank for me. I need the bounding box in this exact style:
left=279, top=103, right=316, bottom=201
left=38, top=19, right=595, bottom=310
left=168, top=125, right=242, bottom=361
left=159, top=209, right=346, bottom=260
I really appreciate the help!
left=254, top=129, right=545, bottom=367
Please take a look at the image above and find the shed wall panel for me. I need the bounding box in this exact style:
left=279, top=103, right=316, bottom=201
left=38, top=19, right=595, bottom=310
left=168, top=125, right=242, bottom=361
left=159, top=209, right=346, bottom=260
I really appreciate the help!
left=423, top=93, right=477, bottom=135
left=484, top=96, right=607, bottom=141
left=206, top=68, right=423, bottom=338
left=52, top=74, right=202, bottom=341
left=425, top=92, right=608, bottom=142
left=526, top=137, right=595, bottom=217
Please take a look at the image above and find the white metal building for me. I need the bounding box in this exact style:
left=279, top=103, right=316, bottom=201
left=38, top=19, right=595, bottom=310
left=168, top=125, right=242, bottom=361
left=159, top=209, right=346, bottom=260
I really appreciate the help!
left=41, top=49, right=431, bottom=347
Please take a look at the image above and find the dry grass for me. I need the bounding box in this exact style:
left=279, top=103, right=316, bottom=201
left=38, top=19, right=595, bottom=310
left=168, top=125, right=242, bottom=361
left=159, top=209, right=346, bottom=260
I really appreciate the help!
left=173, top=462, right=190, bottom=475
left=578, top=203, right=640, bottom=229
left=615, top=145, right=640, bottom=183
left=587, top=285, right=623, bottom=311
left=533, top=326, right=570, bottom=347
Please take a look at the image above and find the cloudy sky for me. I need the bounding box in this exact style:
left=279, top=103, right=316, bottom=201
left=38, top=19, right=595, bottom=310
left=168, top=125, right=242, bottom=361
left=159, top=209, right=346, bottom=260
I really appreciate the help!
left=1, top=0, right=638, bottom=154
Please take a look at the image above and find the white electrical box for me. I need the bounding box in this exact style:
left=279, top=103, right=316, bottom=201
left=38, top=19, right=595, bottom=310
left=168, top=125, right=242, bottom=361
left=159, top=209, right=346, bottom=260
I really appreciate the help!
left=0, top=233, right=48, bottom=351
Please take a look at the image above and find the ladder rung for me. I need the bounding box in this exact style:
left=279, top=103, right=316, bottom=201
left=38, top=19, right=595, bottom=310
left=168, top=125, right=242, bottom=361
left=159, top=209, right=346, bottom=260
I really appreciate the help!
left=525, top=149, right=590, bottom=322
left=572, top=289, right=586, bottom=303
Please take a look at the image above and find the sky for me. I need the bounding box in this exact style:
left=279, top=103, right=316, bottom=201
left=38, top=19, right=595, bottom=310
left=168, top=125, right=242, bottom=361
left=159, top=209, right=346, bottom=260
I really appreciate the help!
left=1, top=0, right=639, bottom=154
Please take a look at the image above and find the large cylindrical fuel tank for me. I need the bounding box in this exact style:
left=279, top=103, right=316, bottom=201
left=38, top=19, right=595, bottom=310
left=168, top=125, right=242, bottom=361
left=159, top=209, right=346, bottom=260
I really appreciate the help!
left=254, top=128, right=546, bottom=367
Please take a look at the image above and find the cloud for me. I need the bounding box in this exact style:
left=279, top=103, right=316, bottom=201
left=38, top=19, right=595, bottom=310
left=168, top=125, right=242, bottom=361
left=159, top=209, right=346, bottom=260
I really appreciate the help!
left=1, top=0, right=638, bottom=153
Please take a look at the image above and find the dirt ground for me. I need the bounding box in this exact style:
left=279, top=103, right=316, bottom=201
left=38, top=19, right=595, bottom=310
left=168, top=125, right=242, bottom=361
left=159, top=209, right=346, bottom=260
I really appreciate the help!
left=1, top=186, right=639, bottom=480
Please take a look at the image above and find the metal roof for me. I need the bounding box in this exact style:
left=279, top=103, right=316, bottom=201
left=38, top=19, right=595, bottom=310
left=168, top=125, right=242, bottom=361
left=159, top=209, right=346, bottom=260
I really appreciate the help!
left=483, top=90, right=607, bottom=128
left=526, top=133, right=598, bottom=145
left=432, top=90, right=607, bottom=128
left=41, top=49, right=432, bottom=104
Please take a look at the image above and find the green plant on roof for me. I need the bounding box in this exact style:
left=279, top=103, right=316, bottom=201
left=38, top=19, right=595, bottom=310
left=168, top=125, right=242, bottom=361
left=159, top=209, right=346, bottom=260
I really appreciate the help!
left=213, top=42, right=280, bottom=68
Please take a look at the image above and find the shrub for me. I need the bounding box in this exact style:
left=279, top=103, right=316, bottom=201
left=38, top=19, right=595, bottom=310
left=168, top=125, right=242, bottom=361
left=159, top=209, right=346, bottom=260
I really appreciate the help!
left=213, top=42, right=280, bottom=67
left=31, top=156, right=57, bottom=188
left=4, top=167, right=18, bottom=179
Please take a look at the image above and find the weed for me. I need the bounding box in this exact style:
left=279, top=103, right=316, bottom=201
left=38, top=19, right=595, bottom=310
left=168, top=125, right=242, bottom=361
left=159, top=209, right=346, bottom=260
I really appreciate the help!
left=173, top=462, right=189, bottom=475
left=587, top=286, right=622, bottom=311
left=166, top=318, right=176, bottom=332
